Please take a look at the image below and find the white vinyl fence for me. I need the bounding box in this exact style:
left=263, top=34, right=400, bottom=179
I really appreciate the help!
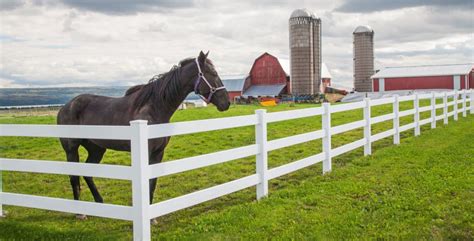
left=1, top=90, right=473, bottom=240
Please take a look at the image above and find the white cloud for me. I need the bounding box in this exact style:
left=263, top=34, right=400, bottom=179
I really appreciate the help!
left=0, top=0, right=472, bottom=89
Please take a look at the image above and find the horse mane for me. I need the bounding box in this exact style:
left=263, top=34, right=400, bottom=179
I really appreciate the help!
left=128, top=58, right=195, bottom=110
left=124, top=84, right=144, bottom=96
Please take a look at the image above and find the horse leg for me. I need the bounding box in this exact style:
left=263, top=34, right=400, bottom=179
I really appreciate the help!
left=60, top=139, right=85, bottom=219
left=61, top=139, right=81, bottom=200
left=149, top=150, right=164, bottom=204
left=68, top=150, right=81, bottom=201
left=149, top=150, right=164, bottom=225
left=82, top=141, right=106, bottom=203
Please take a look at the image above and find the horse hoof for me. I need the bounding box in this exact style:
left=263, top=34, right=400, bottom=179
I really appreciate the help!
left=75, top=214, right=88, bottom=220
left=150, top=218, right=158, bottom=225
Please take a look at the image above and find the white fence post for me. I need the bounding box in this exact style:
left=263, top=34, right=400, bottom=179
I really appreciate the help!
left=414, top=93, right=420, bottom=136
left=431, top=92, right=436, bottom=129
left=0, top=167, right=3, bottom=217
left=322, top=102, right=332, bottom=174
left=130, top=120, right=151, bottom=241
left=393, top=95, right=400, bottom=145
left=255, top=110, right=268, bottom=200
left=453, top=90, right=458, bottom=121
left=443, top=92, right=448, bottom=125
left=363, top=98, right=372, bottom=156
left=470, top=89, right=474, bottom=114
left=462, top=89, right=467, bottom=117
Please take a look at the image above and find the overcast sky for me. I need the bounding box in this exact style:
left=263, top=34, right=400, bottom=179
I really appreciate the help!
left=1, top=0, right=472, bottom=89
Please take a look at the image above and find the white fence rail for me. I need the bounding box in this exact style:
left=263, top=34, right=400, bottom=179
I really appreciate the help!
left=1, top=89, right=473, bottom=240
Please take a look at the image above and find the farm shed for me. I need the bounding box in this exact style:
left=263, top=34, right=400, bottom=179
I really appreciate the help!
left=372, top=64, right=474, bottom=92
left=221, top=76, right=247, bottom=101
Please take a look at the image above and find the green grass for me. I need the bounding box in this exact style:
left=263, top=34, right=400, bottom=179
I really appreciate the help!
left=0, top=103, right=473, bottom=240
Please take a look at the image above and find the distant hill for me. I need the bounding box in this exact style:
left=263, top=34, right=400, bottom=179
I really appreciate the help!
left=0, top=86, right=129, bottom=107
left=0, top=86, right=200, bottom=107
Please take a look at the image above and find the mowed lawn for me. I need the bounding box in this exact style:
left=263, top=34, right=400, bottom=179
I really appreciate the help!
left=0, top=102, right=473, bottom=240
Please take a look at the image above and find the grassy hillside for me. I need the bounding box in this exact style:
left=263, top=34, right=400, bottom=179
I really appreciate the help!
left=0, top=102, right=472, bottom=240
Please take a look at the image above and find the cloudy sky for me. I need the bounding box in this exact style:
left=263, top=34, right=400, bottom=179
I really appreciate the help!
left=1, top=0, right=472, bottom=89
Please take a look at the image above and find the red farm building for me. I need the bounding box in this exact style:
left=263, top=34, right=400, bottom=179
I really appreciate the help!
left=221, top=75, right=247, bottom=102
left=243, top=52, right=290, bottom=98
left=372, top=64, right=474, bottom=92
left=221, top=52, right=334, bottom=101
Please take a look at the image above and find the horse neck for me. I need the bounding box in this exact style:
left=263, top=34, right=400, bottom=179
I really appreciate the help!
left=152, top=63, right=197, bottom=120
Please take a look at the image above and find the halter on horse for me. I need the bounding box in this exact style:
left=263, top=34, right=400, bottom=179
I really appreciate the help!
left=193, top=58, right=226, bottom=103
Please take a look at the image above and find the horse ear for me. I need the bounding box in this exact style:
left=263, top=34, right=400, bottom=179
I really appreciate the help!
left=198, top=51, right=207, bottom=63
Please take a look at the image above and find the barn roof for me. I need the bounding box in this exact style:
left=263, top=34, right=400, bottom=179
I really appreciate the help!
left=243, top=84, right=286, bottom=97
left=251, top=52, right=333, bottom=79
left=372, top=64, right=473, bottom=79
left=252, top=52, right=290, bottom=77
left=222, top=77, right=246, bottom=92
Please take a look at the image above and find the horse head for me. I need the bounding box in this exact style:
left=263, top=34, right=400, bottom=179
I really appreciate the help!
left=194, top=51, right=230, bottom=112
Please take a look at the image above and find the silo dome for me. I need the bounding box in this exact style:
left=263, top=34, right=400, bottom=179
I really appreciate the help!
left=354, top=25, right=373, bottom=33
left=290, top=8, right=314, bottom=18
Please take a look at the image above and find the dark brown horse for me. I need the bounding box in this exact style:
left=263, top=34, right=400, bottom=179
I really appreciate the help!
left=57, top=51, right=230, bottom=220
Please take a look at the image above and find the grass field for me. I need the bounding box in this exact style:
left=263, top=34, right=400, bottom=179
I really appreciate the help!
left=0, top=102, right=473, bottom=240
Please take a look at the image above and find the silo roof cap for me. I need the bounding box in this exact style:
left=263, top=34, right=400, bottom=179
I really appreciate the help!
left=290, top=9, right=316, bottom=18
left=354, top=25, right=373, bottom=33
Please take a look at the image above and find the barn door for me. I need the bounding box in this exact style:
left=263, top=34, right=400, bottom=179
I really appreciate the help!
left=379, top=78, right=385, bottom=92
left=453, top=75, right=461, bottom=90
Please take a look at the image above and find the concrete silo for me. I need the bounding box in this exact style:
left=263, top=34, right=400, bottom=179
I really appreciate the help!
left=289, top=9, right=321, bottom=95
left=353, top=25, right=374, bottom=92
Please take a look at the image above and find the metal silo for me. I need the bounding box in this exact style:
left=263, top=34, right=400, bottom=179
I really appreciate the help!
left=353, top=25, right=374, bottom=92
left=289, top=9, right=321, bottom=95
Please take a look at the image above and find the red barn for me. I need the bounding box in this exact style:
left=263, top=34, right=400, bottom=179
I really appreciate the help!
left=242, top=53, right=290, bottom=97
left=221, top=52, right=335, bottom=100
left=372, top=64, right=473, bottom=92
